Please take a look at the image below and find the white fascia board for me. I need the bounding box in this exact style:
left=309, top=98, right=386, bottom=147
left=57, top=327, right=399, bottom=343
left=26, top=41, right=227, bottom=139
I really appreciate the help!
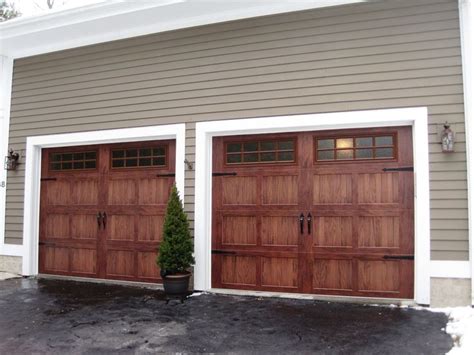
left=0, top=0, right=366, bottom=59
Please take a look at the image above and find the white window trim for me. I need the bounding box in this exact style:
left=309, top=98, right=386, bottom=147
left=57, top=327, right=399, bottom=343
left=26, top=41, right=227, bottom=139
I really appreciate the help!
left=195, top=107, right=431, bottom=305
left=21, top=123, right=186, bottom=276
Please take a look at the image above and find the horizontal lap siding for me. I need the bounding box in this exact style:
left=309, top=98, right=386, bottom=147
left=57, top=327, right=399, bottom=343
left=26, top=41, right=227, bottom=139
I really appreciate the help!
left=6, top=0, right=468, bottom=260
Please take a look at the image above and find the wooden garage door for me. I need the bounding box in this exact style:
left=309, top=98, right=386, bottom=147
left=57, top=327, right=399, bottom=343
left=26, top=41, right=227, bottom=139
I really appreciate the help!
left=39, top=141, right=175, bottom=283
left=212, top=127, right=414, bottom=299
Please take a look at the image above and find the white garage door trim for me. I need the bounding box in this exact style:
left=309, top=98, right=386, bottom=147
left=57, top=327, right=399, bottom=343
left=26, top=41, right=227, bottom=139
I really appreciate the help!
left=195, top=107, right=430, bottom=305
left=21, top=123, right=186, bottom=276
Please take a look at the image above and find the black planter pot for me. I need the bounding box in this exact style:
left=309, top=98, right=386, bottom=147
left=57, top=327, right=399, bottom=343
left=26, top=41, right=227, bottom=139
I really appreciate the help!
left=162, top=272, right=191, bottom=300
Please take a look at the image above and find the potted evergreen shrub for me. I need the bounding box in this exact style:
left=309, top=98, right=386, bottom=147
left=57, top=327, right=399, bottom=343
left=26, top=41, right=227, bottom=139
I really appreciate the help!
left=157, top=184, right=195, bottom=299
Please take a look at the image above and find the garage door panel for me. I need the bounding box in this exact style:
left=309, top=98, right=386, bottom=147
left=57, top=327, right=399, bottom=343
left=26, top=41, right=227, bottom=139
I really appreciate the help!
left=358, top=173, right=399, bottom=204
left=74, top=179, right=99, bottom=205
left=46, top=180, right=71, bottom=205
left=358, top=260, right=400, bottom=293
left=222, top=176, right=257, bottom=205
left=222, top=216, right=257, bottom=246
left=313, top=259, right=352, bottom=291
left=262, top=257, right=298, bottom=289
left=108, top=215, right=135, bottom=241
left=261, top=216, right=299, bottom=247
left=314, top=216, right=353, bottom=248
left=71, top=214, right=98, bottom=239
left=70, top=248, right=96, bottom=274
left=358, top=216, right=400, bottom=248
left=262, top=175, right=298, bottom=205
left=45, top=214, right=70, bottom=239
left=107, top=179, right=137, bottom=205
left=313, top=174, right=352, bottom=205
left=43, top=246, right=69, bottom=272
left=137, top=251, right=161, bottom=279
left=221, top=255, right=257, bottom=286
left=137, top=215, right=164, bottom=242
left=138, top=178, right=170, bottom=205
left=106, top=250, right=135, bottom=277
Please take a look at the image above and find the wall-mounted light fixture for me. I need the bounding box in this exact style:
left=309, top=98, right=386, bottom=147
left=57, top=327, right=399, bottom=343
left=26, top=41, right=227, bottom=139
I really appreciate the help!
left=441, top=122, right=455, bottom=153
left=4, top=149, right=20, bottom=171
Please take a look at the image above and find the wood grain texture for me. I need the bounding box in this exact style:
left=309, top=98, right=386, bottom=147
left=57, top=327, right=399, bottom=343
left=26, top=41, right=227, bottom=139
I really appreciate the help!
left=262, top=175, right=298, bottom=205
left=313, top=174, right=352, bottom=204
left=261, top=257, right=298, bottom=288
left=221, top=256, right=257, bottom=286
left=313, top=259, right=352, bottom=291
left=222, top=177, right=257, bottom=205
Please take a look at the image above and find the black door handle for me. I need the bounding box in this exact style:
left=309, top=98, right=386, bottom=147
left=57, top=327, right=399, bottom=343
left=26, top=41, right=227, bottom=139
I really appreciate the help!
left=307, top=213, right=312, bottom=234
left=299, top=213, right=304, bottom=234
left=102, top=212, right=107, bottom=229
left=97, top=212, right=102, bottom=229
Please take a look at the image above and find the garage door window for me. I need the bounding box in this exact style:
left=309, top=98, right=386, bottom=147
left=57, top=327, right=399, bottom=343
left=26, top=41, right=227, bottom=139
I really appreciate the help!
left=316, top=134, right=396, bottom=162
left=49, top=151, right=97, bottom=171
left=111, top=146, right=167, bottom=168
left=226, top=139, right=295, bottom=164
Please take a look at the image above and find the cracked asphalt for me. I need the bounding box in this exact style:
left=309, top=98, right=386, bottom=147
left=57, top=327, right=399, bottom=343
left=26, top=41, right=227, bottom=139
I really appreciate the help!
left=0, top=278, right=453, bottom=354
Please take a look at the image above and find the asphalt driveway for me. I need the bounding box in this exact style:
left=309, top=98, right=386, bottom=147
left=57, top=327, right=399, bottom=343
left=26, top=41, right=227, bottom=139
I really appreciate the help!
left=0, top=278, right=452, bottom=354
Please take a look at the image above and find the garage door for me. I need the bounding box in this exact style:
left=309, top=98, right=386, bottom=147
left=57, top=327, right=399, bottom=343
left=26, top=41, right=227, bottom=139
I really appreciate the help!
left=39, top=141, right=175, bottom=283
left=212, top=127, right=414, bottom=299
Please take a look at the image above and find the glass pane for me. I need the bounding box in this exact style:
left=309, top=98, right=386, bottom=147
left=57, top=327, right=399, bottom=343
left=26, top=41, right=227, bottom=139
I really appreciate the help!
left=85, top=161, right=96, bottom=169
left=375, top=136, right=393, bottom=146
left=318, top=150, right=334, bottom=161
left=261, top=152, right=276, bottom=162
left=375, top=148, right=393, bottom=158
left=226, top=143, right=241, bottom=153
left=51, top=154, right=61, bottom=162
left=139, top=158, right=152, bottom=166
left=50, top=163, right=61, bottom=170
left=356, top=137, right=372, bottom=147
left=153, top=147, right=166, bottom=156
left=227, top=154, right=241, bottom=164
left=112, top=150, right=124, bottom=158
left=85, top=151, right=96, bottom=160
left=126, top=149, right=138, bottom=157
left=260, top=141, right=275, bottom=151
left=336, top=150, right=353, bottom=160
left=62, top=162, right=72, bottom=170
left=140, top=148, right=152, bottom=157
left=153, top=157, right=166, bottom=166
left=62, top=153, right=72, bottom=161
left=73, top=162, right=84, bottom=169
left=336, top=138, right=353, bottom=149
left=278, top=151, right=294, bottom=161
left=243, top=153, right=258, bottom=162
left=318, top=139, right=334, bottom=149
left=243, top=142, right=258, bottom=152
left=356, top=149, right=373, bottom=159
left=73, top=153, right=84, bottom=160
left=278, top=141, right=294, bottom=150
left=112, top=160, right=124, bottom=168
left=126, top=159, right=138, bottom=167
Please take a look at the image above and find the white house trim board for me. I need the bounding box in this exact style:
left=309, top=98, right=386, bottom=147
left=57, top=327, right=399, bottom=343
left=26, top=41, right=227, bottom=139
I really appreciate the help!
left=459, top=0, right=474, bottom=305
left=21, top=124, right=186, bottom=276
left=194, top=107, right=431, bottom=305
left=430, top=261, right=471, bottom=279
left=0, top=56, right=14, bottom=256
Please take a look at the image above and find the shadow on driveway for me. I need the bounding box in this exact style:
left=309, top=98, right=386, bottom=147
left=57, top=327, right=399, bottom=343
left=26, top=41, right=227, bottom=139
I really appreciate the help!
left=0, top=278, right=452, bottom=354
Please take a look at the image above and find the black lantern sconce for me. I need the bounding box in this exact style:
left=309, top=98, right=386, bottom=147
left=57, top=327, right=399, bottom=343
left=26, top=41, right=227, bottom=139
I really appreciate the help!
left=441, top=122, right=455, bottom=153
left=4, top=149, right=20, bottom=171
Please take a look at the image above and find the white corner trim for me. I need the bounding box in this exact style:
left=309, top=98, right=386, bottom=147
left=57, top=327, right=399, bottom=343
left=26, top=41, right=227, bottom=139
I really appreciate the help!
left=459, top=0, right=474, bottom=305
left=22, top=124, right=186, bottom=276
left=0, top=56, right=14, bottom=257
left=430, top=261, right=471, bottom=279
left=194, top=107, right=431, bottom=305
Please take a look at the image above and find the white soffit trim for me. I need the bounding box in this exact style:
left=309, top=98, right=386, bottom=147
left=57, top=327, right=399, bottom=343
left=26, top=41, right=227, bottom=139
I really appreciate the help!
left=194, top=107, right=431, bottom=305
left=0, top=0, right=367, bottom=59
left=459, top=0, right=474, bottom=305
left=21, top=124, right=186, bottom=276
left=430, top=261, right=471, bottom=279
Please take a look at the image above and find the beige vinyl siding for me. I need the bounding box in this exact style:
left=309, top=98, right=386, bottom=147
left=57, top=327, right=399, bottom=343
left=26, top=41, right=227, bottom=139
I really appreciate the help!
left=5, top=0, right=468, bottom=260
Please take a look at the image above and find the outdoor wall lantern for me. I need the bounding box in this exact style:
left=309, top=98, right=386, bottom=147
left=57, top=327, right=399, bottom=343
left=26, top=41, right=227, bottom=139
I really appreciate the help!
left=441, top=122, right=455, bottom=153
left=4, top=149, right=20, bottom=171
